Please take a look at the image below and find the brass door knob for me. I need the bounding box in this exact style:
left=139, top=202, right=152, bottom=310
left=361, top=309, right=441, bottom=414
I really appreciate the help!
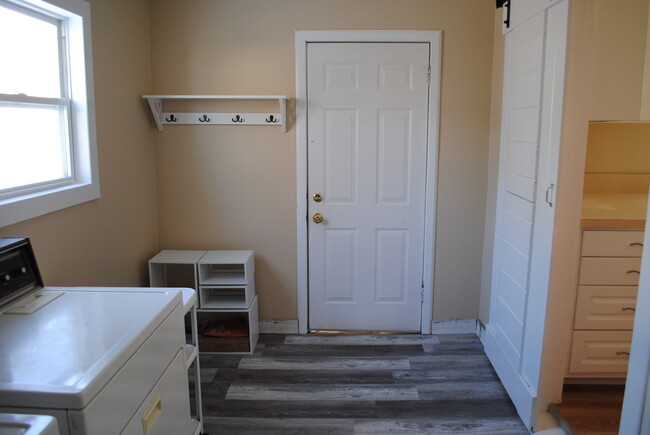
left=313, top=213, right=324, bottom=224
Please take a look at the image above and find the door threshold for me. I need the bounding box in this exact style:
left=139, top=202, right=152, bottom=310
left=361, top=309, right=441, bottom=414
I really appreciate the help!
left=309, top=330, right=419, bottom=335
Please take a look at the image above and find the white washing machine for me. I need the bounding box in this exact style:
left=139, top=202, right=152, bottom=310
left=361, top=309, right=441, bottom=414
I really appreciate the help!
left=0, top=238, right=193, bottom=435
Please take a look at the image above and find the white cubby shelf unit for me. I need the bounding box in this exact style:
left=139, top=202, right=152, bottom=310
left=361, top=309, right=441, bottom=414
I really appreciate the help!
left=148, top=249, right=259, bottom=355
left=142, top=95, right=289, bottom=132
left=198, top=250, right=255, bottom=309
left=179, top=288, right=203, bottom=435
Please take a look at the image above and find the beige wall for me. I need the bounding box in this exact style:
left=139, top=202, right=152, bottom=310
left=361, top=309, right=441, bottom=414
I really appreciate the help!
left=583, top=122, right=650, bottom=193
left=585, top=123, right=650, bottom=174
left=588, top=0, right=649, bottom=121
left=642, top=0, right=650, bottom=118
left=0, top=0, right=158, bottom=286
left=149, top=0, right=496, bottom=321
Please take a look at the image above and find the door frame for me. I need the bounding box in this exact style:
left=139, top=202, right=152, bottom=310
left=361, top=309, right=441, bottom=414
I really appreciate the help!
left=294, top=30, right=441, bottom=334
left=620, top=191, right=650, bottom=433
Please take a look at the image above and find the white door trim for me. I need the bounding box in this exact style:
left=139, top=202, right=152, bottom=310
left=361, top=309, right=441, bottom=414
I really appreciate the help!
left=295, top=30, right=441, bottom=334
left=620, top=191, right=650, bottom=433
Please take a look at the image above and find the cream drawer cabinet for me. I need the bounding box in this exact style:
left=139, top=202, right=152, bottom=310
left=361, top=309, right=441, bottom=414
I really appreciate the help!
left=569, top=230, right=643, bottom=376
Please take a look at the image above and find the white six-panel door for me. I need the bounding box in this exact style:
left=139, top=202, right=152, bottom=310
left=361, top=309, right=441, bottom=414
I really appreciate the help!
left=306, top=42, right=430, bottom=331
left=483, top=0, right=568, bottom=430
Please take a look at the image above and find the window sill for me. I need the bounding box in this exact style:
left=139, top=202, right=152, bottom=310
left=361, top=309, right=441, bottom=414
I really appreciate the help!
left=0, top=181, right=100, bottom=228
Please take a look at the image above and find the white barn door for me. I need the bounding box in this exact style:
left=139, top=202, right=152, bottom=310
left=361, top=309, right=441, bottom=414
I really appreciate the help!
left=306, top=42, right=430, bottom=332
left=483, top=1, right=568, bottom=431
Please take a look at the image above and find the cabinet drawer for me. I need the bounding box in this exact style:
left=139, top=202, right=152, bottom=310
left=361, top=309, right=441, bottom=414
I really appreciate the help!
left=578, top=257, right=641, bottom=285
left=581, top=230, right=644, bottom=257
left=569, top=330, right=632, bottom=375
left=574, top=286, right=637, bottom=330
left=122, top=350, right=191, bottom=435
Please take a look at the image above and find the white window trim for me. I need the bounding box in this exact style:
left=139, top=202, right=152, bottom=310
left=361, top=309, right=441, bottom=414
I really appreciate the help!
left=0, top=0, right=99, bottom=228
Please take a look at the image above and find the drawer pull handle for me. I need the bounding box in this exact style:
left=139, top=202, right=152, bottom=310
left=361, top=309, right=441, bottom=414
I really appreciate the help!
left=622, top=307, right=636, bottom=312
left=629, top=242, right=644, bottom=247
left=627, top=270, right=641, bottom=275
left=141, top=394, right=162, bottom=434
left=616, top=352, right=630, bottom=357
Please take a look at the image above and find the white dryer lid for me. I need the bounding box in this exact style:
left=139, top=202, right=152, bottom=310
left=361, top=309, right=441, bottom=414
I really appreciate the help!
left=0, top=287, right=181, bottom=409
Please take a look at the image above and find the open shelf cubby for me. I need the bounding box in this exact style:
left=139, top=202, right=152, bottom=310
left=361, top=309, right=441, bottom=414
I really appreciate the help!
left=199, top=282, right=255, bottom=309
left=198, top=250, right=254, bottom=286
left=196, top=296, right=259, bottom=354
left=148, top=250, right=205, bottom=289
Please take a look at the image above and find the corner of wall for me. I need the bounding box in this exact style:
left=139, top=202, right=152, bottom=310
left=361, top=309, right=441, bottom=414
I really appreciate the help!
left=640, top=0, right=650, bottom=119
left=143, top=0, right=162, bottom=256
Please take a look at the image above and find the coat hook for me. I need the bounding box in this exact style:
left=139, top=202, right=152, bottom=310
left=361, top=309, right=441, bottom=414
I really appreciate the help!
left=232, top=115, right=244, bottom=123
left=266, top=115, right=278, bottom=123
left=199, top=114, right=211, bottom=122
left=165, top=114, right=177, bottom=122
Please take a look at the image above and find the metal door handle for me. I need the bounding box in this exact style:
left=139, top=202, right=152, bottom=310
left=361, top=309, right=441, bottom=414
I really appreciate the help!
left=617, top=352, right=630, bottom=357
left=630, top=242, right=644, bottom=247
left=313, top=213, right=324, bottom=224
left=627, top=270, right=641, bottom=275
left=545, top=184, right=555, bottom=207
left=622, top=307, right=636, bottom=312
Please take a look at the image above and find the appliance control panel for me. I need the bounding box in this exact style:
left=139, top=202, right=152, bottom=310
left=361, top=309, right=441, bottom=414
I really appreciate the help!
left=0, top=238, right=43, bottom=309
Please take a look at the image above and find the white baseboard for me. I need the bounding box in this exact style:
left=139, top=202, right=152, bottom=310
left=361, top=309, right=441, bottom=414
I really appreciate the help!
left=430, top=318, right=478, bottom=334
left=476, top=318, right=486, bottom=338
left=536, top=411, right=565, bottom=434
left=259, top=319, right=299, bottom=334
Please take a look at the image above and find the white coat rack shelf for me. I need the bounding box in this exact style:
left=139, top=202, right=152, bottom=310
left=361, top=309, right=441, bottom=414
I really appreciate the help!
left=143, top=95, right=289, bottom=132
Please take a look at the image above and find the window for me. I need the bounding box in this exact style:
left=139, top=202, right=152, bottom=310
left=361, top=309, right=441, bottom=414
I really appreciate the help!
left=0, top=0, right=99, bottom=228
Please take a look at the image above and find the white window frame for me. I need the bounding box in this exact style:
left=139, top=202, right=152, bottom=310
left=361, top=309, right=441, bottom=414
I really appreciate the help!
left=0, top=0, right=99, bottom=228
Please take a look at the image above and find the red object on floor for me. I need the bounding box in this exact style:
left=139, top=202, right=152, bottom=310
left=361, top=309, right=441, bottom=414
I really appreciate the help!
left=203, top=318, right=249, bottom=338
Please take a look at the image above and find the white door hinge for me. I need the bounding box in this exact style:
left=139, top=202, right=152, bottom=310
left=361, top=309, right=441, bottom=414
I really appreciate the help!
left=420, top=283, right=425, bottom=303
left=426, top=65, right=432, bottom=86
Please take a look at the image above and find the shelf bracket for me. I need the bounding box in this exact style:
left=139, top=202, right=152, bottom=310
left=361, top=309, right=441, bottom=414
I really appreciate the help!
left=146, top=98, right=163, bottom=132
left=279, top=97, right=287, bottom=133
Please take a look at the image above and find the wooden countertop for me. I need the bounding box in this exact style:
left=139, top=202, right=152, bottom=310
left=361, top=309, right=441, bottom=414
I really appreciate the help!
left=581, top=193, right=648, bottom=229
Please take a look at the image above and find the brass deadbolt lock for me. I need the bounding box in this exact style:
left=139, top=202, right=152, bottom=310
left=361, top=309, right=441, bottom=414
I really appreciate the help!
left=313, top=193, right=323, bottom=202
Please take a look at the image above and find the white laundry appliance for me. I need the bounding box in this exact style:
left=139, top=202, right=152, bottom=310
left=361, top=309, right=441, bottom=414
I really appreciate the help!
left=0, top=413, right=60, bottom=434
left=0, top=237, right=194, bottom=435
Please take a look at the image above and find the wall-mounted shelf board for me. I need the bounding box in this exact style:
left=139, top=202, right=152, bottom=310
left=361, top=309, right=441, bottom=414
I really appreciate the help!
left=143, top=95, right=289, bottom=132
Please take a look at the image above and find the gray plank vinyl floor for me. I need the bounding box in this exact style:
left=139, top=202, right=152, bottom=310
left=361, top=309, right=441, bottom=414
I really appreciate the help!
left=197, top=333, right=528, bottom=434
